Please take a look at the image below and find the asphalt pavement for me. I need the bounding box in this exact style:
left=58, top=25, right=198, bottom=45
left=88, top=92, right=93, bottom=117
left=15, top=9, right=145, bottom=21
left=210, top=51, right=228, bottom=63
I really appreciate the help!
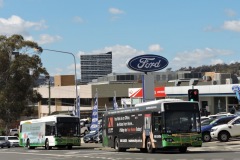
left=80, top=137, right=240, bottom=152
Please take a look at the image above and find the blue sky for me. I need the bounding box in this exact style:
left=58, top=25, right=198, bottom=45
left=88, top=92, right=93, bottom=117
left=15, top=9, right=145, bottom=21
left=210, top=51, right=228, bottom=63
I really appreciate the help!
left=1, top=0, right=240, bottom=78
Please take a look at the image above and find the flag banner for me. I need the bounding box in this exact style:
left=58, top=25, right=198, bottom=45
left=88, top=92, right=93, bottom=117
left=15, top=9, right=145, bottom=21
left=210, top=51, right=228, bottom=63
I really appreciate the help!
left=90, top=95, right=98, bottom=131
left=113, top=95, right=118, bottom=110
left=105, top=104, right=108, bottom=111
left=123, top=99, right=127, bottom=108
left=76, top=96, right=80, bottom=117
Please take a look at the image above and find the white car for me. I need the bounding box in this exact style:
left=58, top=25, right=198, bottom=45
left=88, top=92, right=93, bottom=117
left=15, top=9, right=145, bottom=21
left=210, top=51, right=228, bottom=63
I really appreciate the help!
left=80, top=119, right=90, bottom=135
left=6, top=136, right=19, bottom=147
left=210, top=116, right=240, bottom=142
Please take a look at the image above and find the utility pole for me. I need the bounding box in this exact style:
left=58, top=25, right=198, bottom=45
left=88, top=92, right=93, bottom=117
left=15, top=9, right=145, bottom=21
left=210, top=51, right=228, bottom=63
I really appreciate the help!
left=46, top=75, right=51, bottom=115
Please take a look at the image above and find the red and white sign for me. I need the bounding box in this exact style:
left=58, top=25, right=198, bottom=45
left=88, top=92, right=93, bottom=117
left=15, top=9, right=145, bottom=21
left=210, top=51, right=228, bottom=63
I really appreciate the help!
left=128, top=87, right=166, bottom=98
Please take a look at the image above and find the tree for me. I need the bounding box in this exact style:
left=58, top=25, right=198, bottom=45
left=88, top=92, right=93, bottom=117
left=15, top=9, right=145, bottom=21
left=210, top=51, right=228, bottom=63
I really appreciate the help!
left=0, top=34, right=48, bottom=133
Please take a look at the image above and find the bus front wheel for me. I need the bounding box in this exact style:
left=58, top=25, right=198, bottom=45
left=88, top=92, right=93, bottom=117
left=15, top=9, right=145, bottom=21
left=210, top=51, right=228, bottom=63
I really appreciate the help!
left=114, top=138, right=126, bottom=152
left=26, top=139, right=35, bottom=149
left=26, top=139, right=30, bottom=149
left=45, top=139, right=52, bottom=150
left=146, top=138, right=155, bottom=153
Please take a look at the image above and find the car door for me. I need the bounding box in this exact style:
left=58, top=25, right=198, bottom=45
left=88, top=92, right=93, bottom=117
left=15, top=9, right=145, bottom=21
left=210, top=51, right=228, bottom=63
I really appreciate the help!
left=229, top=118, right=240, bottom=137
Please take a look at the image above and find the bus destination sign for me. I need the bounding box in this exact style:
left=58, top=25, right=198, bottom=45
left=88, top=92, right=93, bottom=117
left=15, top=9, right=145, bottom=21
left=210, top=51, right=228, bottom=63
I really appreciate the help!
left=126, top=54, right=168, bottom=73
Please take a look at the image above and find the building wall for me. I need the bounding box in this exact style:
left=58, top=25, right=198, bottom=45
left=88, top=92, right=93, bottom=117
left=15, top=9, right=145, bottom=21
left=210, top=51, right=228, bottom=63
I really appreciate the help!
left=54, top=75, right=75, bottom=86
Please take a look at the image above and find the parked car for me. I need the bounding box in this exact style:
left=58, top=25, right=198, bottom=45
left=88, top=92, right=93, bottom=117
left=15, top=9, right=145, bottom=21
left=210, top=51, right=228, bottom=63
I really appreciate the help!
left=210, top=116, right=240, bottom=142
left=9, top=129, right=18, bottom=136
left=83, top=128, right=102, bottom=143
left=93, top=130, right=102, bottom=143
left=80, top=119, right=90, bottom=136
left=7, top=136, right=19, bottom=147
left=201, top=118, right=215, bottom=126
left=201, top=116, right=236, bottom=142
left=0, top=136, right=10, bottom=148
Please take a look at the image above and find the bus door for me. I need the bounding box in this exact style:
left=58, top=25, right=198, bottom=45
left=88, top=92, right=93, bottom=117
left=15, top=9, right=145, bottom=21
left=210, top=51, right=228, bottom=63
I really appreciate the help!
left=152, top=112, right=162, bottom=148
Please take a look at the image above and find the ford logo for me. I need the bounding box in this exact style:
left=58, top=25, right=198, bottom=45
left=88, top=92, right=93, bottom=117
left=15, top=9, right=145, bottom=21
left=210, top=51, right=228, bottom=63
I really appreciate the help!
left=126, top=54, right=168, bottom=73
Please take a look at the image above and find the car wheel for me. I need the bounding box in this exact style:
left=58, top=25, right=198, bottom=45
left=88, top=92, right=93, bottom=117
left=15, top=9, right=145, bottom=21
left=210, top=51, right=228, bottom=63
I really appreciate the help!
left=218, top=131, right=230, bottom=142
left=202, top=132, right=211, bottom=142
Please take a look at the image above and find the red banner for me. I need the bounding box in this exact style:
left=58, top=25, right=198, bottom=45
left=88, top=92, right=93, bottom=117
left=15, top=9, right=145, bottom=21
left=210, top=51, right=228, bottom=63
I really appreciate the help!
left=129, top=87, right=166, bottom=98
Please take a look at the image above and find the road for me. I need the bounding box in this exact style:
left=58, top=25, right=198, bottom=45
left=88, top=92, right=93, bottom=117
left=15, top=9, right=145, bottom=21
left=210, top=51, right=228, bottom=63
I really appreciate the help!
left=0, top=140, right=240, bottom=160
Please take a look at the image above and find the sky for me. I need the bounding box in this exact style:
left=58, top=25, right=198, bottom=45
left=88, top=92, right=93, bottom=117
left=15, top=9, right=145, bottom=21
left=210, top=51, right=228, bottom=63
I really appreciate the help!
left=0, top=0, right=240, bottom=79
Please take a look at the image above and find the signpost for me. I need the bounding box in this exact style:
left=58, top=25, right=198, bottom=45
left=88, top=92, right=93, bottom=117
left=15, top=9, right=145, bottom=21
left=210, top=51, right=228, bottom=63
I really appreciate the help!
left=126, top=54, right=168, bottom=102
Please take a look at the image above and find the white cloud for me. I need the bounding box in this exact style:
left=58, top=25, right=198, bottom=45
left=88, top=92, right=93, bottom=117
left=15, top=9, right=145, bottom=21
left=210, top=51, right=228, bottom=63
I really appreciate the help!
left=171, top=48, right=232, bottom=70
left=0, top=0, right=3, bottom=8
left=222, top=20, right=240, bottom=32
left=37, top=34, right=62, bottom=45
left=211, top=59, right=224, bottom=65
left=148, top=44, right=163, bottom=52
left=0, top=15, right=47, bottom=36
left=225, top=9, right=237, bottom=17
left=109, top=8, right=124, bottom=14
left=73, top=16, right=84, bottom=23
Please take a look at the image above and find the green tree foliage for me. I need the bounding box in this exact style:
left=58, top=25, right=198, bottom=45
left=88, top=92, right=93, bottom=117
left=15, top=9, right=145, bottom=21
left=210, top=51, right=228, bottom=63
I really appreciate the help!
left=178, top=63, right=240, bottom=76
left=0, top=34, right=48, bottom=130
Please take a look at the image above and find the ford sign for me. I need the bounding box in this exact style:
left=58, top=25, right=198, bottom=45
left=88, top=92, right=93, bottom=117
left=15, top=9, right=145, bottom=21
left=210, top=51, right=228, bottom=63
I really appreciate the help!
left=126, top=54, right=169, bottom=73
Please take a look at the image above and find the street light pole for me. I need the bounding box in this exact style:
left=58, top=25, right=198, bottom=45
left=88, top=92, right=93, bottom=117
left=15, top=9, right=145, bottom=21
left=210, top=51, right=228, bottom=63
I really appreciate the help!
left=40, top=48, right=79, bottom=118
left=45, top=75, right=51, bottom=115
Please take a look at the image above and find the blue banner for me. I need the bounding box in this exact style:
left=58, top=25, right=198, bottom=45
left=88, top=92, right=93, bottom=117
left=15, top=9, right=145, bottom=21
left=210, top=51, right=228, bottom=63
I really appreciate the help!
left=113, top=95, right=118, bottom=110
left=90, top=95, right=98, bottom=131
left=76, top=96, right=80, bottom=117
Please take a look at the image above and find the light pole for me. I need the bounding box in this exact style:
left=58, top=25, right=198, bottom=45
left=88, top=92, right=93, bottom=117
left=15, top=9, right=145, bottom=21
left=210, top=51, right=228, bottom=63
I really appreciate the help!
left=39, top=48, right=79, bottom=118
left=45, top=75, right=51, bottom=115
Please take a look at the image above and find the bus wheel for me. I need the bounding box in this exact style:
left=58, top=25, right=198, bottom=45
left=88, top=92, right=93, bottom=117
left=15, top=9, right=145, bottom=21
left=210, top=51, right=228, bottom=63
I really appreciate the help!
left=67, top=145, right=72, bottom=150
left=179, top=147, right=187, bottom=153
left=114, top=138, right=120, bottom=152
left=45, top=139, right=52, bottom=150
left=26, top=139, right=31, bottom=149
left=146, top=138, right=155, bottom=153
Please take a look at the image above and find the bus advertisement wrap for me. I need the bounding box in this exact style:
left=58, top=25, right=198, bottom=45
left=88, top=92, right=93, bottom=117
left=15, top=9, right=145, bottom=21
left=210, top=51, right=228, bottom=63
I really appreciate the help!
left=102, top=99, right=202, bottom=153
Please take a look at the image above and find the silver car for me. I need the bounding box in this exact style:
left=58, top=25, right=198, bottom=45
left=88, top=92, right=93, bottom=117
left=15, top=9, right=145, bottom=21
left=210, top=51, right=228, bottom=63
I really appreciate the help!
left=0, top=136, right=10, bottom=148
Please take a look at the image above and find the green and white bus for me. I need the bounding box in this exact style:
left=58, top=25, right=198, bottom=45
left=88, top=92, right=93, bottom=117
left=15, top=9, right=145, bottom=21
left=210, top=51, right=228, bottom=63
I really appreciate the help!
left=19, top=115, right=81, bottom=149
left=102, top=99, right=202, bottom=153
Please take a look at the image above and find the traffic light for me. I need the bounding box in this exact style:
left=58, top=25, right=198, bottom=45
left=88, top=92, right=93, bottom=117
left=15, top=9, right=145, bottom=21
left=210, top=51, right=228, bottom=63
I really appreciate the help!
left=188, top=89, right=199, bottom=102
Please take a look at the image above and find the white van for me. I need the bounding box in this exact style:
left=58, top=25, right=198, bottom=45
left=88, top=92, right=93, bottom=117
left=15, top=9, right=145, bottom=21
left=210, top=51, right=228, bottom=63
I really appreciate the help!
left=7, top=136, right=19, bottom=147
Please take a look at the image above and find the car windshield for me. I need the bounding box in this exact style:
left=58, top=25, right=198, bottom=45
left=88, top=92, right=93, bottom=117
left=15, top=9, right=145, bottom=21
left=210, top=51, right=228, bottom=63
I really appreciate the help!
left=201, top=119, right=215, bottom=126
left=0, top=137, right=5, bottom=140
left=8, top=137, right=18, bottom=140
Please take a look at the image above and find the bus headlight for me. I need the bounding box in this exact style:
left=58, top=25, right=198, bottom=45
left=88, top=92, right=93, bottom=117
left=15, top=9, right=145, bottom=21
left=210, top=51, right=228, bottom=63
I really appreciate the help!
left=195, top=137, right=202, bottom=141
left=164, top=138, right=174, bottom=142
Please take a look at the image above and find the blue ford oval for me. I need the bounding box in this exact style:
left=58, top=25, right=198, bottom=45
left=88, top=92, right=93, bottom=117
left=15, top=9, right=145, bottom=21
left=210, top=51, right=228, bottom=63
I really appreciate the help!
left=126, top=54, right=168, bottom=72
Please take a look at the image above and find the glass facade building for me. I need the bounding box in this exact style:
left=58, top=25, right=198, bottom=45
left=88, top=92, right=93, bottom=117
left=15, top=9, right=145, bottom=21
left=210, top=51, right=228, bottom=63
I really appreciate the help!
left=80, top=52, right=112, bottom=83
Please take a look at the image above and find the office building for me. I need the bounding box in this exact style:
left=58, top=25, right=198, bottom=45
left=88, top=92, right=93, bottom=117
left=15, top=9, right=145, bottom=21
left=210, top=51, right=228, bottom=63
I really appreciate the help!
left=80, top=52, right=112, bottom=84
